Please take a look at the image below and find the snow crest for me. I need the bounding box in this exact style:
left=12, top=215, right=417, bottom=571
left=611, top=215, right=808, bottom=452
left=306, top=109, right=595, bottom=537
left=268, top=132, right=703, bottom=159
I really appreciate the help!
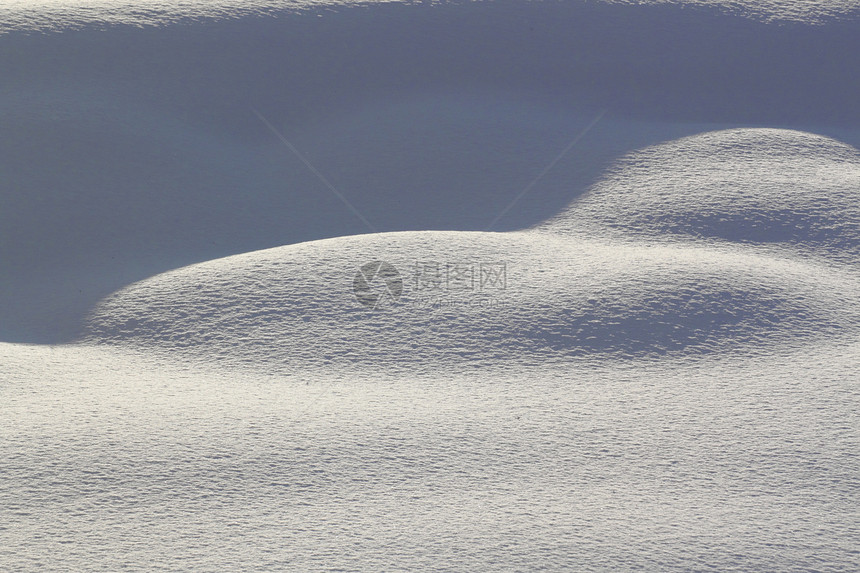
left=84, top=229, right=860, bottom=373
left=540, top=129, right=860, bottom=264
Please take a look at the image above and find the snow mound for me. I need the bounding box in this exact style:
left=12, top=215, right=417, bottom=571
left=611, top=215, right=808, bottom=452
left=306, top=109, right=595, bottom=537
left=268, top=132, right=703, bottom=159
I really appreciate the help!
left=4, top=0, right=857, bottom=344
left=540, top=129, right=860, bottom=263
left=84, top=231, right=859, bottom=372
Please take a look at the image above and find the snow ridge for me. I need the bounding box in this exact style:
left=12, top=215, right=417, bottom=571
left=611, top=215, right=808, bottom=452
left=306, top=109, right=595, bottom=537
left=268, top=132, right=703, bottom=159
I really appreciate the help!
left=539, top=129, right=860, bottom=264
left=84, top=159, right=860, bottom=373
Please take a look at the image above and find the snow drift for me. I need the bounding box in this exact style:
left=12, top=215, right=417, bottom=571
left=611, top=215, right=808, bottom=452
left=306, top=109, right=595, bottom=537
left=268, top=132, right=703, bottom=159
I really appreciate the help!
left=540, top=128, right=860, bottom=263
left=2, top=0, right=860, bottom=342
left=2, top=1, right=860, bottom=572
left=84, top=228, right=860, bottom=372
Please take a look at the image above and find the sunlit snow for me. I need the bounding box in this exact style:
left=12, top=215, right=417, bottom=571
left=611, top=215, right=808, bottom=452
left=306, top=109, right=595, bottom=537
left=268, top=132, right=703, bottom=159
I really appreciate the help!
left=1, top=0, right=859, bottom=571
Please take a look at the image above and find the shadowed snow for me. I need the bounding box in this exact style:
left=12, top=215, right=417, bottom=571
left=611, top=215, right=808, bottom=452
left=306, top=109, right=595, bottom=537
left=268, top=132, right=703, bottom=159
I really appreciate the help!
left=539, top=129, right=860, bottom=264
left=83, top=230, right=860, bottom=373
left=2, top=1, right=860, bottom=571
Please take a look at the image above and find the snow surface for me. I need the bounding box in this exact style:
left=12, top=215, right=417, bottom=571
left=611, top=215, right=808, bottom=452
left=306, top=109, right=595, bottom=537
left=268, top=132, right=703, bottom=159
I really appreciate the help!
left=83, top=230, right=860, bottom=373
left=2, top=0, right=860, bottom=571
left=539, top=128, right=860, bottom=263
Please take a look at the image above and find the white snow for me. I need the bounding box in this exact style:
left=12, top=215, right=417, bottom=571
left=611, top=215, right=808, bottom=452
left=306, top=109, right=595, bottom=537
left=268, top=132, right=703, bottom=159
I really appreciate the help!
left=1, top=0, right=859, bottom=571
left=82, top=230, right=860, bottom=373
left=538, top=128, right=860, bottom=264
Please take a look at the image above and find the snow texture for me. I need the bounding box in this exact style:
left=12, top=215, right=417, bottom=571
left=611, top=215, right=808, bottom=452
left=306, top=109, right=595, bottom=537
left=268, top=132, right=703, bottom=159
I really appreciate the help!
left=2, top=0, right=860, bottom=571
left=540, top=128, right=860, bottom=263
left=83, top=230, right=860, bottom=372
